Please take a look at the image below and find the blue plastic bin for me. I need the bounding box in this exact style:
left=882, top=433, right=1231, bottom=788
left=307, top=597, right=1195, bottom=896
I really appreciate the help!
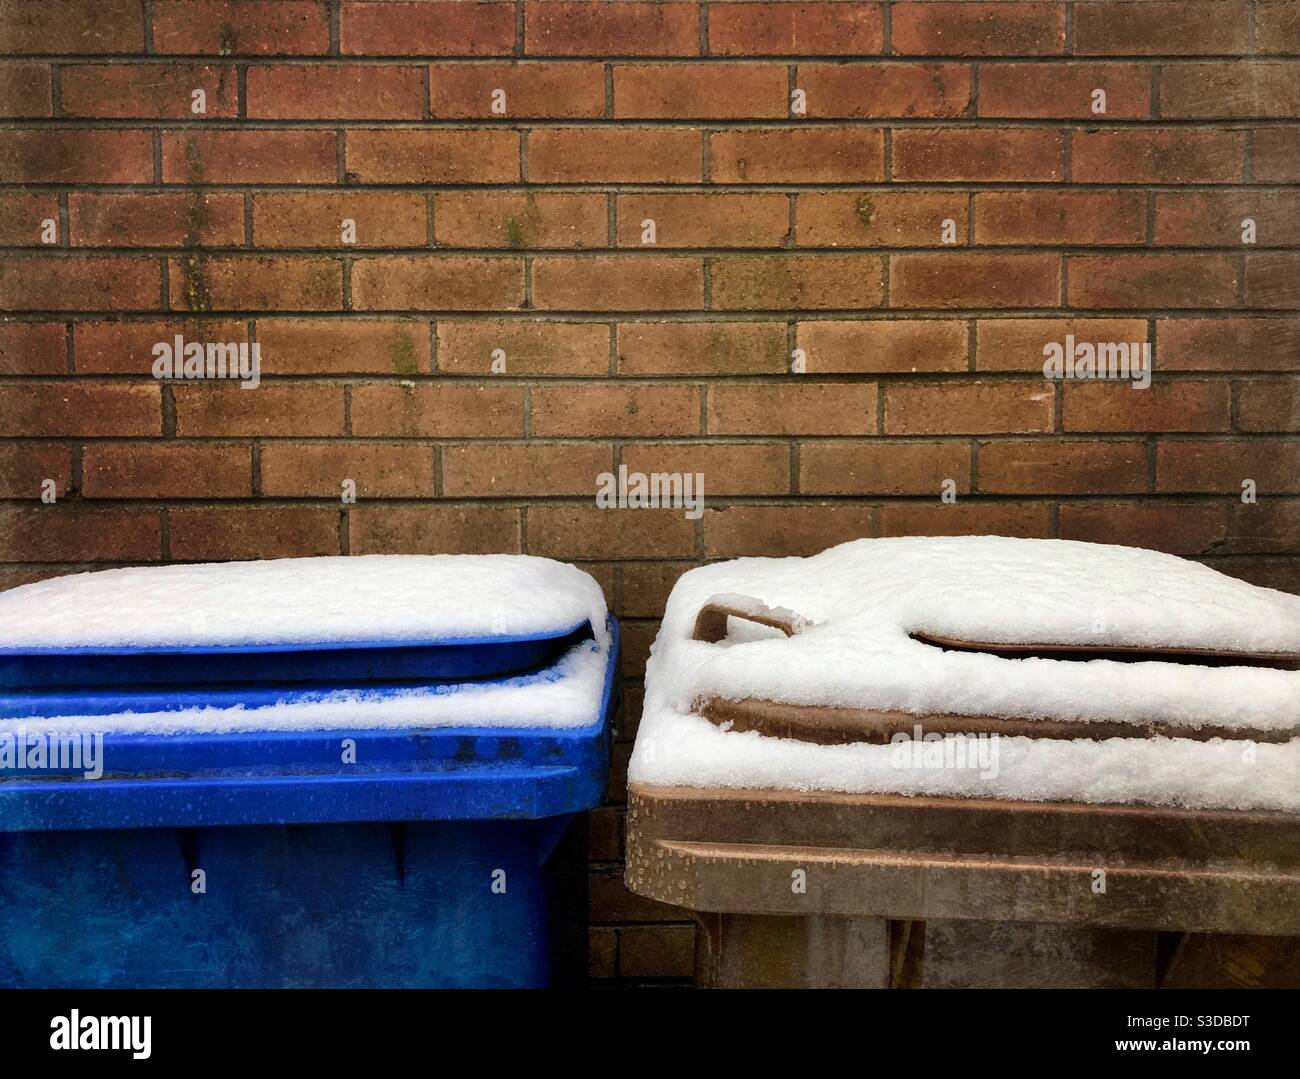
left=0, top=619, right=617, bottom=988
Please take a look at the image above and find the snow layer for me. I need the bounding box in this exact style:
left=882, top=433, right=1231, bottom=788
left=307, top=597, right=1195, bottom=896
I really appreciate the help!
left=0, top=639, right=608, bottom=736
left=0, top=555, right=609, bottom=650
left=630, top=536, right=1300, bottom=811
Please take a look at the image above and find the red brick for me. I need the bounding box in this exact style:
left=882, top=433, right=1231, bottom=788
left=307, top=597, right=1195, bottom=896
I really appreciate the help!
left=62, top=64, right=238, bottom=119
left=533, top=256, right=703, bottom=311
left=616, top=193, right=787, bottom=249
left=531, top=384, right=700, bottom=437
left=255, top=318, right=431, bottom=376
left=622, top=442, right=790, bottom=496
left=525, top=2, right=698, bottom=57
left=170, top=506, right=340, bottom=559
left=0, top=444, right=73, bottom=499
left=1157, top=319, right=1300, bottom=372
left=0, top=257, right=161, bottom=311
left=892, top=128, right=1063, bottom=181
left=0, top=322, right=66, bottom=375
left=1159, top=192, right=1300, bottom=249
left=0, top=63, right=52, bottom=117
left=349, top=383, right=523, bottom=438
left=350, top=256, right=524, bottom=311
left=443, top=443, right=613, bottom=496
left=153, top=1, right=331, bottom=56
left=710, top=3, right=884, bottom=56
left=430, top=62, right=605, bottom=118
left=1154, top=192, right=1300, bottom=247
left=976, top=319, right=1149, bottom=372
left=1207, top=557, right=1300, bottom=593
left=1161, top=63, right=1300, bottom=120
left=1156, top=440, right=1300, bottom=494
left=1059, top=502, right=1229, bottom=556
left=174, top=382, right=343, bottom=436
left=346, top=129, right=519, bottom=184
left=248, top=65, right=423, bottom=120
left=800, top=440, right=970, bottom=495
left=0, top=130, right=152, bottom=183
left=708, top=383, right=877, bottom=436
left=710, top=129, right=883, bottom=183
left=1067, top=255, right=1238, bottom=309
left=614, top=63, right=787, bottom=119
left=1064, top=381, right=1230, bottom=432
left=619, top=925, right=695, bottom=979
left=74, top=318, right=249, bottom=374
left=974, top=191, right=1145, bottom=245
left=349, top=505, right=521, bottom=555
left=342, top=1, right=517, bottom=56
left=704, top=504, right=876, bottom=557
left=0, top=192, right=59, bottom=246
left=0, top=381, right=161, bottom=436
left=797, top=62, right=969, bottom=118
left=1072, top=129, right=1245, bottom=183
left=712, top=255, right=883, bottom=310
left=83, top=442, right=252, bottom=499
left=1074, top=2, right=1249, bottom=55
left=438, top=320, right=608, bottom=376
left=798, top=191, right=967, bottom=247
left=616, top=321, right=788, bottom=376
left=260, top=442, right=435, bottom=497
left=1246, top=254, right=1300, bottom=309
left=1257, top=1, right=1300, bottom=54
left=253, top=193, right=427, bottom=248
left=1254, top=128, right=1300, bottom=182
left=978, top=440, right=1147, bottom=493
left=0, top=507, right=161, bottom=561
left=881, top=501, right=1053, bottom=540
left=1227, top=500, right=1300, bottom=553
left=1237, top=379, right=1300, bottom=432
left=529, top=128, right=702, bottom=183
left=162, top=130, right=337, bottom=184
left=979, top=62, right=1150, bottom=119
left=70, top=193, right=245, bottom=247
left=885, top=380, right=1055, bottom=435
left=527, top=506, right=695, bottom=559
left=0, top=1, right=144, bottom=53
left=890, top=254, right=1061, bottom=309
left=168, top=255, right=342, bottom=311
left=620, top=562, right=690, bottom=618
left=892, top=2, right=1065, bottom=56
left=797, top=320, right=968, bottom=373
left=435, top=191, right=605, bottom=249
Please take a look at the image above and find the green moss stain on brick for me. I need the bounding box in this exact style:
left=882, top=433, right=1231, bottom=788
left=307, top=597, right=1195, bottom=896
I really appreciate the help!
left=391, top=326, right=420, bottom=376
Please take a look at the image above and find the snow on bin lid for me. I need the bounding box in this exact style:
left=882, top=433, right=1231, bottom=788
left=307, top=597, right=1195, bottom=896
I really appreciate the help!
left=630, top=537, right=1300, bottom=812
left=0, top=555, right=609, bottom=651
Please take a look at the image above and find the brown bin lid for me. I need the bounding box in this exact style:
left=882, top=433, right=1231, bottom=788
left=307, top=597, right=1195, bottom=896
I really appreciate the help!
left=689, top=598, right=1300, bottom=745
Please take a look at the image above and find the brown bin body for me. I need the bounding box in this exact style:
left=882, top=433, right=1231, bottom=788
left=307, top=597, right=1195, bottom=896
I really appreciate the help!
left=626, top=784, right=1300, bottom=988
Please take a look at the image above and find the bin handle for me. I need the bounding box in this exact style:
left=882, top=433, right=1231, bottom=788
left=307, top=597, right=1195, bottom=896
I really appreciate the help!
left=691, top=596, right=807, bottom=643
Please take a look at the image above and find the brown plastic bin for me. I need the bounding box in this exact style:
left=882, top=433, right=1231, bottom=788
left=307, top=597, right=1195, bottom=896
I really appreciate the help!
left=625, top=600, right=1300, bottom=989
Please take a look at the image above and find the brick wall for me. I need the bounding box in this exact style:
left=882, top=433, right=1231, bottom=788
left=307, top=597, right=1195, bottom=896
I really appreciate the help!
left=0, top=0, right=1297, bottom=985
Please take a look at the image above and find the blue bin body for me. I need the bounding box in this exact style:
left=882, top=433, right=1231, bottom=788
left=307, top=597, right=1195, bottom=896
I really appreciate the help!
left=0, top=620, right=617, bottom=988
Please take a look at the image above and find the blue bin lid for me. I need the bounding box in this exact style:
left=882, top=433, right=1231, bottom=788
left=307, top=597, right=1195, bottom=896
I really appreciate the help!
left=0, top=557, right=617, bottom=830
left=0, top=554, right=610, bottom=688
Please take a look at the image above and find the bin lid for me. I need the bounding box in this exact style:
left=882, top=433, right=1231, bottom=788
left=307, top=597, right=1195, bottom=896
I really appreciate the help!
left=630, top=536, right=1300, bottom=813
left=0, top=554, right=618, bottom=829
left=0, top=554, right=610, bottom=688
